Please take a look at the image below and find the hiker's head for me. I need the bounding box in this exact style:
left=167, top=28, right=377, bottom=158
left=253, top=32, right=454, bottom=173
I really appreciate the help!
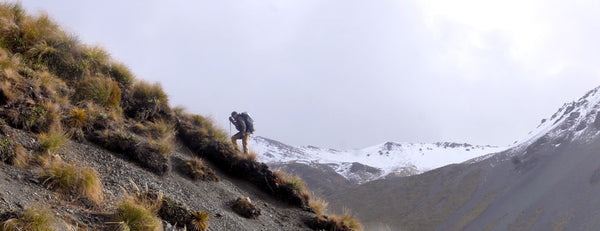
left=231, top=111, right=238, bottom=118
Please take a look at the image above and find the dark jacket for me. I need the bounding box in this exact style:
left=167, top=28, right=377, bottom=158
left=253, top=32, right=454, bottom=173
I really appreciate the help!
left=230, top=116, right=246, bottom=133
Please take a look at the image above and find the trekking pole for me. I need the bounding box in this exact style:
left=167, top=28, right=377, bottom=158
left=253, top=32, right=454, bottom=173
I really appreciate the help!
left=229, top=120, right=231, bottom=137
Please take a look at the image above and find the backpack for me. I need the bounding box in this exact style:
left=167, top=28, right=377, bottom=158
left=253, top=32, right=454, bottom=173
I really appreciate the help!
left=240, top=112, right=255, bottom=133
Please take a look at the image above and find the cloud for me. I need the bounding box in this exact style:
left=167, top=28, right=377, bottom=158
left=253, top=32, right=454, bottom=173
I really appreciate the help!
left=17, top=0, right=600, bottom=149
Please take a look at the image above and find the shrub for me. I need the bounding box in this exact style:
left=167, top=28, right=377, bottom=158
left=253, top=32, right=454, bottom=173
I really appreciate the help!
left=39, top=126, right=69, bottom=154
left=231, top=196, right=261, bottom=219
left=109, top=61, right=134, bottom=86
left=1, top=206, right=58, bottom=231
left=182, top=158, right=219, bottom=181
left=40, top=160, right=104, bottom=204
left=74, top=77, right=121, bottom=107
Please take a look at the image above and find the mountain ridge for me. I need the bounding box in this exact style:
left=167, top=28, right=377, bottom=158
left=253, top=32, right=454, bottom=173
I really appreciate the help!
left=251, top=135, right=506, bottom=183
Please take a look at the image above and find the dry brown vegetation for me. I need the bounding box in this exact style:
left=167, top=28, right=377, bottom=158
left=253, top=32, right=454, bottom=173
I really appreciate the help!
left=1, top=206, right=59, bottom=231
left=0, top=2, right=355, bottom=230
left=182, top=157, right=220, bottom=181
left=40, top=160, right=104, bottom=204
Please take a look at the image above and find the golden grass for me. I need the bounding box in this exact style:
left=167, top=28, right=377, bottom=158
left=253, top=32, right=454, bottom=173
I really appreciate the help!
left=12, top=144, right=29, bottom=168
left=190, top=211, right=210, bottom=231
left=0, top=81, right=16, bottom=102
left=1, top=206, right=58, bottom=231
left=149, top=137, right=174, bottom=157
left=109, top=61, right=134, bottom=86
left=113, top=198, right=162, bottom=231
left=68, top=107, right=87, bottom=128
left=113, top=189, right=163, bottom=231
left=40, top=160, right=104, bottom=204
left=182, top=157, right=219, bottom=181
left=244, top=151, right=258, bottom=161
left=309, top=197, right=329, bottom=216
left=39, top=126, right=69, bottom=154
left=81, top=45, right=110, bottom=77
left=147, top=119, right=176, bottom=139
left=74, top=77, right=121, bottom=107
left=131, top=80, right=168, bottom=105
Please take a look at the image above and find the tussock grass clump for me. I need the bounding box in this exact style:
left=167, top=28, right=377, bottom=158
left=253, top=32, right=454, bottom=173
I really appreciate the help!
left=157, top=194, right=210, bottom=231
left=40, top=160, right=103, bottom=204
left=2, top=99, right=62, bottom=133
left=146, top=119, right=176, bottom=140
left=1, top=206, right=58, bottom=231
left=306, top=211, right=364, bottom=231
left=124, top=80, right=169, bottom=121
left=0, top=136, right=14, bottom=164
left=74, top=77, right=121, bottom=107
left=232, top=196, right=261, bottom=219
left=80, top=45, right=110, bottom=77
left=149, top=137, right=174, bottom=157
left=239, top=150, right=258, bottom=162
left=182, top=158, right=219, bottom=181
left=35, top=70, right=69, bottom=102
left=309, top=197, right=329, bottom=216
left=273, top=170, right=311, bottom=203
left=88, top=128, right=170, bottom=175
left=132, top=119, right=177, bottom=157
left=109, top=61, right=134, bottom=86
left=39, top=126, right=69, bottom=154
left=113, top=198, right=162, bottom=231
left=190, top=211, right=210, bottom=231
left=67, top=107, right=87, bottom=128
left=12, top=144, right=29, bottom=168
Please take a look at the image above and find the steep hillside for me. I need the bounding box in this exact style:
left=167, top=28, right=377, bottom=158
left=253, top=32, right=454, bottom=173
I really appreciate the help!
left=0, top=3, right=361, bottom=230
left=330, top=86, right=600, bottom=230
left=1, top=125, right=314, bottom=230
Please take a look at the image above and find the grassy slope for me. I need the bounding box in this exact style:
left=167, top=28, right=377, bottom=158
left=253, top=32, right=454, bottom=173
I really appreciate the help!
left=0, top=2, right=363, bottom=230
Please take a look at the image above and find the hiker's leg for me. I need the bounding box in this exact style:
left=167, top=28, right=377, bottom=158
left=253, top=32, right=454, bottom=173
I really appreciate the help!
left=231, top=132, right=242, bottom=151
left=242, top=133, right=250, bottom=154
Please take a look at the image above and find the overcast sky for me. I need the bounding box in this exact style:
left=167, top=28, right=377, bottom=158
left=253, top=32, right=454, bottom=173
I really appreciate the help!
left=17, top=0, right=600, bottom=149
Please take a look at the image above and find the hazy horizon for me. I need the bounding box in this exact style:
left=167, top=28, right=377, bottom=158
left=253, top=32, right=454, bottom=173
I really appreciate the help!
left=16, top=0, right=600, bottom=149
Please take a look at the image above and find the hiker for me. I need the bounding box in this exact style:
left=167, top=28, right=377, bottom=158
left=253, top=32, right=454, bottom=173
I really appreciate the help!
left=229, top=111, right=254, bottom=154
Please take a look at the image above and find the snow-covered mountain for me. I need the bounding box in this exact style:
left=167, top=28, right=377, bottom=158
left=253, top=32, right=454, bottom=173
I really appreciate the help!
left=250, top=136, right=507, bottom=184
left=330, top=86, right=600, bottom=230
left=251, top=86, right=600, bottom=185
